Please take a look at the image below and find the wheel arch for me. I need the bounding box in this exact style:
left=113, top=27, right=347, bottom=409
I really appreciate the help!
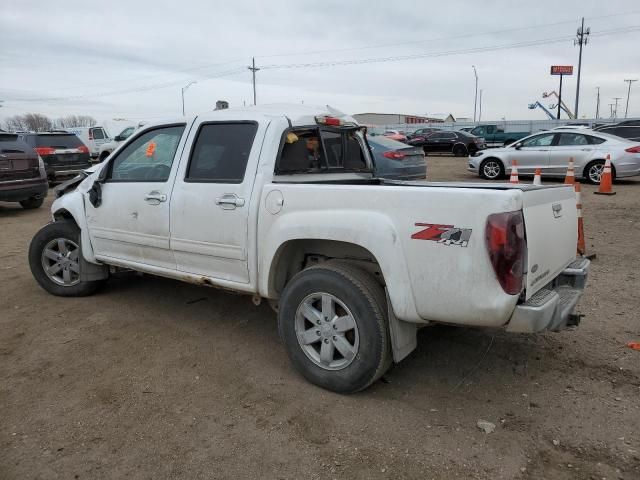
left=259, top=211, right=421, bottom=323
left=51, top=191, right=98, bottom=264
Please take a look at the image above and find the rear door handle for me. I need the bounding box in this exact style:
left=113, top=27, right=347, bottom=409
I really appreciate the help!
left=144, top=191, right=167, bottom=203
left=215, top=194, right=245, bottom=210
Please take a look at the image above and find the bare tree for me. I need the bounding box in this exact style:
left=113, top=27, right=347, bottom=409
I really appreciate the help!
left=54, top=115, right=97, bottom=128
left=3, top=115, right=29, bottom=132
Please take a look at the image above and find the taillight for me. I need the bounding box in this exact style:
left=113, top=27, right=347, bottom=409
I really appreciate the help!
left=35, top=147, right=55, bottom=156
left=485, top=211, right=526, bottom=295
left=625, top=145, right=640, bottom=153
left=383, top=151, right=406, bottom=160
left=77, top=145, right=89, bottom=154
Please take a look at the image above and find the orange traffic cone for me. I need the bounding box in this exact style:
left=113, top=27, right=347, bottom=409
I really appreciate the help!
left=533, top=168, right=542, bottom=185
left=509, top=160, right=519, bottom=184
left=594, top=154, right=616, bottom=195
left=575, top=182, right=586, bottom=256
left=564, top=157, right=575, bottom=185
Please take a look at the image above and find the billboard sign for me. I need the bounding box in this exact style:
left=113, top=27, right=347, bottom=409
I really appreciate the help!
left=550, top=65, right=574, bottom=75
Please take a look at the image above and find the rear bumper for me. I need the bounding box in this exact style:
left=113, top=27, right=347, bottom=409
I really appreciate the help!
left=506, top=257, right=590, bottom=333
left=0, top=180, right=49, bottom=202
left=46, top=167, right=89, bottom=179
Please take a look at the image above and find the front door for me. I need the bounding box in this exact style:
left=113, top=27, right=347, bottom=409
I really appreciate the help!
left=85, top=124, right=188, bottom=270
left=169, top=120, right=266, bottom=283
left=512, top=132, right=554, bottom=175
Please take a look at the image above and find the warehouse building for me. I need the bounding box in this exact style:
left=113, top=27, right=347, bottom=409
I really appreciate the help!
left=353, top=113, right=444, bottom=126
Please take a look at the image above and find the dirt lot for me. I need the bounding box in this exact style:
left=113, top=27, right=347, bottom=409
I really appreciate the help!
left=1, top=157, right=639, bottom=480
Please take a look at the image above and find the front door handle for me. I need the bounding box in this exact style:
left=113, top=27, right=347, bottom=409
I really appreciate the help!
left=144, top=191, right=167, bottom=204
left=215, top=194, right=245, bottom=210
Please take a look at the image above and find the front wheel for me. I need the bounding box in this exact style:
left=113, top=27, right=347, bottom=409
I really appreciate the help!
left=28, top=220, right=105, bottom=297
left=278, top=261, right=391, bottom=394
left=479, top=158, right=505, bottom=180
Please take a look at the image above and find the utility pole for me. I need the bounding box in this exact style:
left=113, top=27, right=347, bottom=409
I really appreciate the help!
left=248, top=57, right=260, bottom=106
left=609, top=103, right=615, bottom=118
left=478, top=89, right=483, bottom=122
left=595, top=87, right=600, bottom=119
left=472, top=65, right=478, bottom=122
left=574, top=17, right=590, bottom=118
left=624, top=79, right=638, bottom=118
left=181, top=81, right=196, bottom=116
left=613, top=97, right=622, bottom=120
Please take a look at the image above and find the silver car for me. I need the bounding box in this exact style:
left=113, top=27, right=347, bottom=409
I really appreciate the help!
left=467, top=129, right=640, bottom=184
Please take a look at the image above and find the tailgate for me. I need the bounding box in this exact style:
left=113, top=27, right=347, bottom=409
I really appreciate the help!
left=522, top=186, right=577, bottom=299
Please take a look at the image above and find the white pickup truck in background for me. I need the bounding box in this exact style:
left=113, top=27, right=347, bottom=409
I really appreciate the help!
left=29, top=105, right=590, bottom=393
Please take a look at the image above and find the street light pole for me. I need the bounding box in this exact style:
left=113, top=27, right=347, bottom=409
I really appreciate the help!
left=624, top=79, right=638, bottom=118
left=478, top=89, right=483, bottom=122
left=181, top=81, right=197, bottom=116
left=472, top=65, right=478, bottom=123
left=574, top=17, right=590, bottom=118
left=595, top=87, right=600, bottom=119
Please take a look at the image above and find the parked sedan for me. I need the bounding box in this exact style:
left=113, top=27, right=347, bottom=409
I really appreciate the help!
left=20, top=132, right=92, bottom=182
left=467, top=129, right=640, bottom=184
left=0, top=132, right=48, bottom=208
left=406, top=127, right=443, bottom=140
left=367, top=135, right=426, bottom=180
left=408, top=130, right=486, bottom=156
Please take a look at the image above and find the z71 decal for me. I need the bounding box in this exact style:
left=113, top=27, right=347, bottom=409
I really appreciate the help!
left=411, top=223, right=472, bottom=247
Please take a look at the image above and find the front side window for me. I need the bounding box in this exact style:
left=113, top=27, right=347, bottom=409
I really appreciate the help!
left=186, top=123, right=258, bottom=183
left=91, top=128, right=105, bottom=140
left=557, top=133, right=588, bottom=146
left=109, top=125, right=185, bottom=182
left=521, top=133, right=555, bottom=147
left=441, top=133, right=457, bottom=140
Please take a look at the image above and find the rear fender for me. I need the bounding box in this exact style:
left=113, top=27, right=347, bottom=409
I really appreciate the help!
left=260, top=210, right=421, bottom=322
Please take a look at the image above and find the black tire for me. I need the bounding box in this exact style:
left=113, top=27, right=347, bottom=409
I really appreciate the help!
left=19, top=197, right=44, bottom=209
left=278, top=260, right=391, bottom=394
left=28, top=220, right=105, bottom=297
left=479, top=158, right=505, bottom=180
left=452, top=144, right=467, bottom=157
left=583, top=159, right=614, bottom=185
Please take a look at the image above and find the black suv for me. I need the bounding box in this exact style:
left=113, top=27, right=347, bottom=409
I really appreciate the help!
left=21, top=133, right=91, bottom=182
left=0, top=133, right=48, bottom=209
left=593, top=122, right=640, bottom=142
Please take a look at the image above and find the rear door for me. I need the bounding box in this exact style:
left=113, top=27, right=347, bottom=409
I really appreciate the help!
left=513, top=132, right=554, bottom=175
left=169, top=119, right=266, bottom=283
left=547, top=132, right=594, bottom=175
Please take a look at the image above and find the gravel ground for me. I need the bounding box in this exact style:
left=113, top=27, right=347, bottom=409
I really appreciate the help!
left=1, top=157, right=639, bottom=479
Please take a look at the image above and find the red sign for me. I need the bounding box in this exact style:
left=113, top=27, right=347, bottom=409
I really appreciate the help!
left=550, top=65, right=573, bottom=75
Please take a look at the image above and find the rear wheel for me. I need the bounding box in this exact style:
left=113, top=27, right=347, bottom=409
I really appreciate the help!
left=20, top=197, right=44, bottom=209
left=28, top=220, right=105, bottom=297
left=479, top=158, right=505, bottom=180
left=278, top=261, right=391, bottom=394
left=452, top=144, right=468, bottom=157
left=584, top=160, right=611, bottom=185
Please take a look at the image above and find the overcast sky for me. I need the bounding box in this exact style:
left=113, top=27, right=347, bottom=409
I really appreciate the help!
left=1, top=0, right=639, bottom=127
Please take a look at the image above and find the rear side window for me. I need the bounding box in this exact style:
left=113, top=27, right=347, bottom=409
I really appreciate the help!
left=35, top=134, right=84, bottom=149
left=186, top=123, right=258, bottom=183
left=91, top=128, right=105, bottom=140
left=587, top=135, right=606, bottom=145
left=557, top=133, right=588, bottom=146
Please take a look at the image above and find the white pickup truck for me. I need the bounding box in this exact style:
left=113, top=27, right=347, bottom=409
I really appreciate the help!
left=29, top=105, right=590, bottom=393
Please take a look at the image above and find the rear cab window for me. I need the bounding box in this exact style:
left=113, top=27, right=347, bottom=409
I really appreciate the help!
left=276, top=127, right=368, bottom=174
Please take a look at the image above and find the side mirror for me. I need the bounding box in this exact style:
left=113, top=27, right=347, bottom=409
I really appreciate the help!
left=514, top=143, right=522, bottom=150
left=114, top=135, right=123, bottom=141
